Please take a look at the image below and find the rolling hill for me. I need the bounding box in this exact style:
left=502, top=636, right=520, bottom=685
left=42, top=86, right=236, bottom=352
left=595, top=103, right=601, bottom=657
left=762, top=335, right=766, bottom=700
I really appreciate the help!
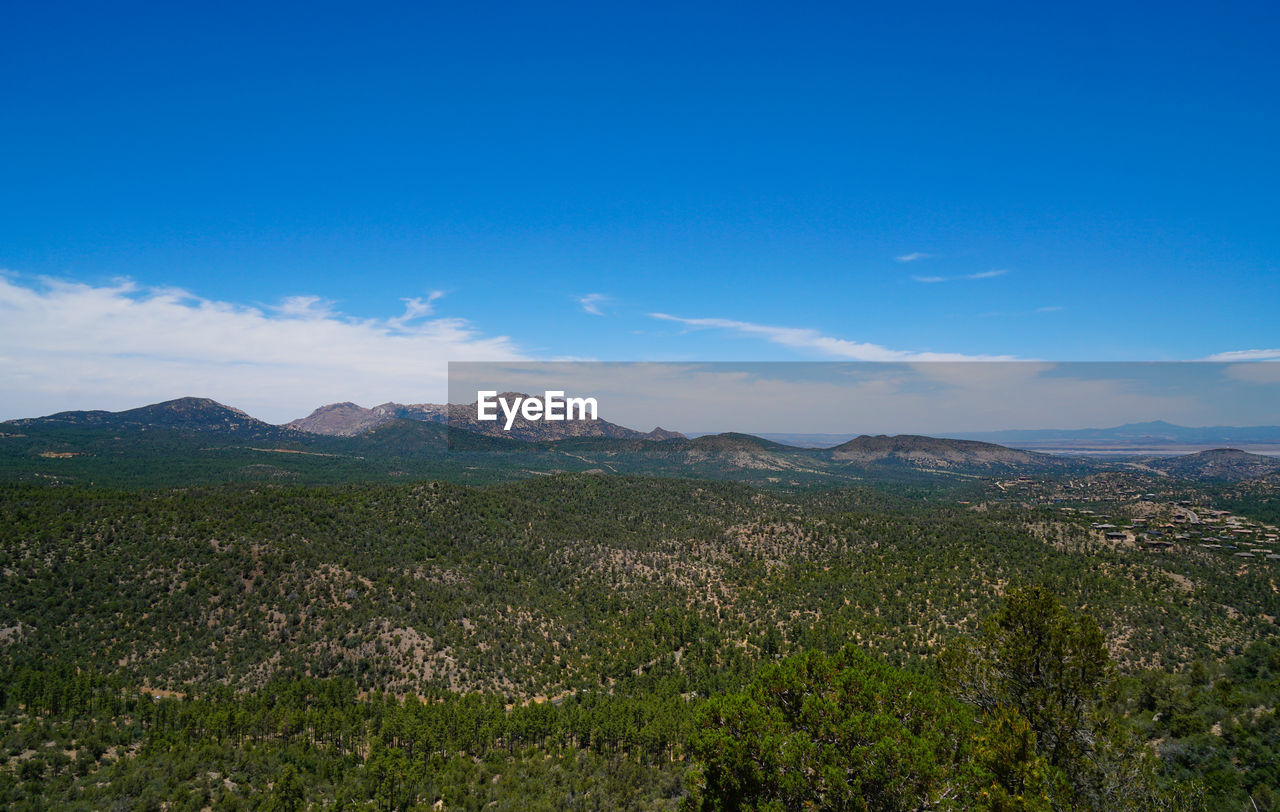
left=824, top=434, right=1081, bottom=473
left=4, top=396, right=288, bottom=437
left=1146, top=448, right=1280, bottom=481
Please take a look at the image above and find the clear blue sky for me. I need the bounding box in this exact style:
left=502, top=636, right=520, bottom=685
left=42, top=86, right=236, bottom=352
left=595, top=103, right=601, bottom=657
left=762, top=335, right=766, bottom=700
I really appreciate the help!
left=1, top=1, right=1277, bottom=419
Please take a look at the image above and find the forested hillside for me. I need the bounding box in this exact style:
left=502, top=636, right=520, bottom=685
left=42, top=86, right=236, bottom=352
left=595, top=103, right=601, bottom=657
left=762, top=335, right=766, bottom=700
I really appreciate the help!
left=2, top=473, right=1279, bottom=809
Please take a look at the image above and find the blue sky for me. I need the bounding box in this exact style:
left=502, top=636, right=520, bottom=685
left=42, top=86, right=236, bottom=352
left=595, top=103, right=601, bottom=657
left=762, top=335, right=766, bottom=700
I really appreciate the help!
left=2, top=1, right=1277, bottom=420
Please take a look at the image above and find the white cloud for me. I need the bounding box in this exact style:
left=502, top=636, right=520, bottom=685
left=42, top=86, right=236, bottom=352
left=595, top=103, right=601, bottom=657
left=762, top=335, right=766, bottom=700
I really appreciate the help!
left=1035, top=305, right=1063, bottom=313
left=0, top=275, right=523, bottom=422
left=1202, top=349, right=1280, bottom=362
left=913, top=269, right=1010, bottom=283
left=387, top=291, right=445, bottom=328
left=575, top=293, right=611, bottom=316
left=274, top=295, right=339, bottom=319
left=895, top=252, right=934, bottom=262
left=648, top=313, right=1017, bottom=362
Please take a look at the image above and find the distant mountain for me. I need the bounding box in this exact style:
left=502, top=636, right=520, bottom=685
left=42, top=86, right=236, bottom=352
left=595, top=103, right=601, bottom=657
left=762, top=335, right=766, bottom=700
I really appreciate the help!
left=446, top=394, right=680, bottom=442
left=1147, top=448, right=1280, bottom=481
left=4, top=397, right=287, bottom=437
left=539, top=431, right=835, bottom=480
left=955, top=421, right=1280, bottom=445
left=537, top=431, right=1087, bottom=484
left=825, top=434, right=1079, bottom=472
left=286, top=402, right=416, bottom=436
left=0, top=398, right=1120, bottom=489
left=644, top=427, right=685, bottom=441
left=687, top=432, right=793, bottom=452
left=287, top=397, right=684, bottom=442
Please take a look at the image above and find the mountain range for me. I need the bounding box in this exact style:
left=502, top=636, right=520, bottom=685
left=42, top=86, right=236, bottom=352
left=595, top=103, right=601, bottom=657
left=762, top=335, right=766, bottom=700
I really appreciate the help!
left=286, top=398, right=683, bottom=442
left=8, top=397, right=1280, bottom=490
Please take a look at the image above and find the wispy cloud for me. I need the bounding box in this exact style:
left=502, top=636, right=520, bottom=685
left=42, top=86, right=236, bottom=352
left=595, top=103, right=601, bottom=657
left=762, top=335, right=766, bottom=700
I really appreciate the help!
left=648, top=313, right=1016, bottom=362
left=274, top=295, right=338, bottom=319
left=914, top=269, right=1010, bottom=283
left=895, top=252, right=935, bottom=263
left=575, top=293, right=611, bottom=316
left=1202, top=349, right=1280, bottom=362
left=388, top=290, right=445, bottom=328
left=1034, top=305, right=1063, bottom=313
left=0, top=275, right=523, bottom=422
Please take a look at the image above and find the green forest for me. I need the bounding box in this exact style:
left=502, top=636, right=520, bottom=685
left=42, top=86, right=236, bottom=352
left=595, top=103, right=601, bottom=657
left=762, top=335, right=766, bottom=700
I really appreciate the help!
left=2, top=471, right=1278, bottom=809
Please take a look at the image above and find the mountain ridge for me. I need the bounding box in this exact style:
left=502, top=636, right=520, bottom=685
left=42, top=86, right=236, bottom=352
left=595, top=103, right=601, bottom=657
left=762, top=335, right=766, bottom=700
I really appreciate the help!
left=826, top=434, right=1078, bottom=471
left=9, top=397, right=1280, bottom=488
left=286, top=397, right=684, bottom=442
left=1146, top=447, right=1280, bottom=481
left=4, top=396, right=286, bottom=437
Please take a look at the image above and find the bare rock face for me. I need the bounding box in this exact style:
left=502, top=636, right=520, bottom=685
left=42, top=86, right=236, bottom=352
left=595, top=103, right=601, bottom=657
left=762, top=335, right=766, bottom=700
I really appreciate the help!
left=285, top=403, right=396, bottom=436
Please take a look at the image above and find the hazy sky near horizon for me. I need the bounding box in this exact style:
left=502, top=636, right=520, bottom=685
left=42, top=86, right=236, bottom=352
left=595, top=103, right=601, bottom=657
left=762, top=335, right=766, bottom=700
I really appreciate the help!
left=448, top=362, right=1280, bottom=435
left=2, top=1, right=1277, bottom=422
